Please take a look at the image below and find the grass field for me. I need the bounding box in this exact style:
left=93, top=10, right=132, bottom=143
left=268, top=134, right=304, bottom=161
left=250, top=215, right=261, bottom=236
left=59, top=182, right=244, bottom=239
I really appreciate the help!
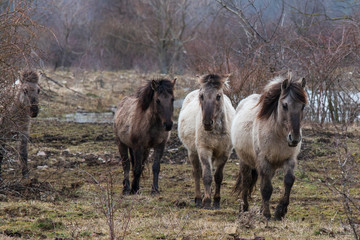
left=0, top=70, right=359, bottom=239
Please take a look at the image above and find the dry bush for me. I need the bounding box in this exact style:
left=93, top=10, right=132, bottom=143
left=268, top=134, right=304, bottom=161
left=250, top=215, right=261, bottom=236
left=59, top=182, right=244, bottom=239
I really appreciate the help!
left=0, top=0, right=42, bottom=127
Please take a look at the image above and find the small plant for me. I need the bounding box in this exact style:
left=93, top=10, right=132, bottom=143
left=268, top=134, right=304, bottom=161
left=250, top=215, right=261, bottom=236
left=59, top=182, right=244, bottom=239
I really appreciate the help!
left=83, top=165, right=132, bottom=240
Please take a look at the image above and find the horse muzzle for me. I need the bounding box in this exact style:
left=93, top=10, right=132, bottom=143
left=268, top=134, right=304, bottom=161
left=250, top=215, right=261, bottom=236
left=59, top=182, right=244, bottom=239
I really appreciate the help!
left=287, top=133, right=301, bottom=147
left=164, top=121, right=173, bottom=131
left=203, top=120, right=213, bottom=131
left=30, top=105, right=39, bottom=118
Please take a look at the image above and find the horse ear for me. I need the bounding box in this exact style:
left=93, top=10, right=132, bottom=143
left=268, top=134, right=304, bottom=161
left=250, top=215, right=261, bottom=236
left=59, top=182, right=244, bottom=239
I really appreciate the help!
left=281, top=78, right=289, bottom=91
left=151, top=80, right=159, bottom=91
left=172, top=78, right=177, bottom=89
left=300, top=77, right=306, bottom=88
left=222, top=73, right=231, bottom=82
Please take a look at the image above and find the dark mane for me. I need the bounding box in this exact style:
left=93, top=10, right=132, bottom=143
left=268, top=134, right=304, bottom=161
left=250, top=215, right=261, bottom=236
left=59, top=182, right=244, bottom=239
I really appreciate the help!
left=137, top=79, right=174, bottom=111
left=257, top=77, right=307, bottom=120
left=199, top=74, right=223, bottom=89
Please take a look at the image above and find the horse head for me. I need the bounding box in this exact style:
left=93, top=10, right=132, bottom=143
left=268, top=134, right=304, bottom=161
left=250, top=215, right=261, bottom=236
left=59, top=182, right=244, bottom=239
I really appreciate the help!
left=198, top=74, right=229, bottom=131
left=19, top=71, right=40, bottom=118
left=151, top=78, right=176, bottom=131
left=278, top=76, right=307, bottom=147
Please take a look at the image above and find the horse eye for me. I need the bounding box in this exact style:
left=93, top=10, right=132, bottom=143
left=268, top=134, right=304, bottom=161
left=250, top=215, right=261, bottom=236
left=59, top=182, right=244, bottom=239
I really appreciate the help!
left=301, top=104, right=305, bottom=111
left=38, top=89, right=40, bottom=94
left=156, top=99, right=161, bottom=104
left=282, top=103, right=288, bottom=110
left=200, top=94, right=204, bottom=101
left=216, top=95, right=221, bottom=101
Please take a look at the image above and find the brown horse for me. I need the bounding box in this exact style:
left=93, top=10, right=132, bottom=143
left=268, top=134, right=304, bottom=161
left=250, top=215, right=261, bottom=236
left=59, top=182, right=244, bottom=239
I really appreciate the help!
left=0, top=70, right=40, bottom=180
left=178, top=74, right=235, bottom=209
left=231, top=74, right=307, bottom=220
left=114, top=78, right=176, bottom=194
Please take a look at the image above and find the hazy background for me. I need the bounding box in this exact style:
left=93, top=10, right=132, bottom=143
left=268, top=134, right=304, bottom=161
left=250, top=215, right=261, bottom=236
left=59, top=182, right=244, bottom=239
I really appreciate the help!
left=1, top=0, right=360, bottom=123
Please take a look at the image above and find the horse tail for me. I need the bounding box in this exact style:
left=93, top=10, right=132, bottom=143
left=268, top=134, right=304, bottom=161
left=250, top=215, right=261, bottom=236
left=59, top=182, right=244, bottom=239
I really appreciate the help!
left=233, top=169, right=243, bottom=195
left=233, top=163, right=258, bottom=198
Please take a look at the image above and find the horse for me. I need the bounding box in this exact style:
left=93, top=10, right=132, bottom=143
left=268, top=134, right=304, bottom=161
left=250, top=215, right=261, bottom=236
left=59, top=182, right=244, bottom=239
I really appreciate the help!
left=231, top=74, right=307, bottom=220
left=0, top=70, right=40, bottom=180
left=114, top=78, right=176, bottom=194
left=178, top=74, right=235, bottom=209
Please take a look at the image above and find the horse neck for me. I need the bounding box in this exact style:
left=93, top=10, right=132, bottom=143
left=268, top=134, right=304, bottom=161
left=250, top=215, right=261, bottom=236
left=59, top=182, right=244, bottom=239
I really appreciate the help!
left=138, top=102, right=162, bottom=129
left=13, top=89, right=30, bottom=120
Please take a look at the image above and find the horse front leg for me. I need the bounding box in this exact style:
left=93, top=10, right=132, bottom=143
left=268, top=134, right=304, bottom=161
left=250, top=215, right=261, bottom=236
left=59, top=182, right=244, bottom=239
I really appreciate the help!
left=189, top=151, right=202, bottom=207
left=0, top=143, right=5, bottom=181
left=259, top=159, right=274, bottom=220
left=18, top=135, right=29, bottom=178
left=199, top=148, right=213, bottom=209
left=274, top=160, right=295, bottom=220
left=152, top=142, right=166, bottom=194
left=130, top=148, right=144, bottom=194
left=117, top=141, right=130, bottom=194
left=213, top=157, right=227, bottom=209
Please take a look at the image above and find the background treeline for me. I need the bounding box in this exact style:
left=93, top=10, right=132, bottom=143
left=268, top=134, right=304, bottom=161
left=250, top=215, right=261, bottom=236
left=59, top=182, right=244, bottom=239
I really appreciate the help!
left=1, top=0, right=360, bottom=123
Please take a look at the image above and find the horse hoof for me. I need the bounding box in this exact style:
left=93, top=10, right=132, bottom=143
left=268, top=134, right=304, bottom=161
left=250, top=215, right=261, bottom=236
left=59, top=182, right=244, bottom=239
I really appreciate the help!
left=122, top=189, right=131, bottom=195
left=213, top=197, right=220, bottom=209
left=195, top=197, right=202, bottom=208
left=202, top=198, right=211, bottom=209
left=213, top=203, right=220, bottom=210
left=151, top=189, right=160, bottom=195
left=274, top=204, right=287, bottom=220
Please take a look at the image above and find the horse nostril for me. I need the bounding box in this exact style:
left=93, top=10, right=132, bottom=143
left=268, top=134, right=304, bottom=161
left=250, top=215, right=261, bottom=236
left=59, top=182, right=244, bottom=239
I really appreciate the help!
left=288, top=134, right=293, bottom=142
left=210, top=120, right=214, bottom=125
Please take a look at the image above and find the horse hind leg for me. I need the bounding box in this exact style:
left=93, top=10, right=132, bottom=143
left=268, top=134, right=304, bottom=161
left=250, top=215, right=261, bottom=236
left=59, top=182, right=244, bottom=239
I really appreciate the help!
left=189, top=151, right=202, bottom=208
left=274, top=162, right=295, bottom=220
left=235, top=162, right=254, bottom=212
left=118, top=141, right=131, bottom=194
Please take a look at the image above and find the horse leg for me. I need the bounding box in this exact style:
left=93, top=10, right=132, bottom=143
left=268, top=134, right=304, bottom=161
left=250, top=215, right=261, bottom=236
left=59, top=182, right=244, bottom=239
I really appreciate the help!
left=274, top=160, right=295, bottom=220
left=259, top=160, right=274, bottom=220
left=152, top=142, right=165, bottom=194
left=213, top=158, right=226, bottom=209
left=130, top=148, right=145, bottom=194
left=0, top=143, right=5, bottom=181
left=199, top=149, right=213, bottom=209
left=118, top=141, right=130, bottom=194
left=189, top=151, right=202, bottom=208
left=239, top=162, right=254, bottom=212
left=18, top=135, right=29, bottom=178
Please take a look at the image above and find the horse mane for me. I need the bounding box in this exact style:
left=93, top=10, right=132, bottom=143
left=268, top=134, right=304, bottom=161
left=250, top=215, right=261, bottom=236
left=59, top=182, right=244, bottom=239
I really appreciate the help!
left=199, top=74, right=224, bottom=89
left=257, top=75, right=307, bottom=120
left=136, top=79, right=174, bottom=111
left=22, top=70, right=39, bottom=83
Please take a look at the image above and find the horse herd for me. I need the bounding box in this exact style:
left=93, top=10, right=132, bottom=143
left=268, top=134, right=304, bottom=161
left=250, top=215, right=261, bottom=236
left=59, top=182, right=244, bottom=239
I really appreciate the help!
left=0, top=70, right=308, bottom=221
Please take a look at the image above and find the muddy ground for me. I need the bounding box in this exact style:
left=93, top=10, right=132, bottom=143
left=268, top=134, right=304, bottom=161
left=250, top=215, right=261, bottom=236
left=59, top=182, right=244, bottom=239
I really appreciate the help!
left=0, top=70, right=359, bottom=240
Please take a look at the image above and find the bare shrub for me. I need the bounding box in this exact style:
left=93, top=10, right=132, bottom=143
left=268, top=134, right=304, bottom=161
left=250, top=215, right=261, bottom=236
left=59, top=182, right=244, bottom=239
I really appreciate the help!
left=84, top=166, right=132, bottom=240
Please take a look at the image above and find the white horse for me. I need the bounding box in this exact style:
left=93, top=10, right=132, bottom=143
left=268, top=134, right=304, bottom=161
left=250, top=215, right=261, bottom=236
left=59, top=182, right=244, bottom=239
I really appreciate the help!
left=178, top=74, right=235, bottom=209
left=231, top=74, right=307, bottom=220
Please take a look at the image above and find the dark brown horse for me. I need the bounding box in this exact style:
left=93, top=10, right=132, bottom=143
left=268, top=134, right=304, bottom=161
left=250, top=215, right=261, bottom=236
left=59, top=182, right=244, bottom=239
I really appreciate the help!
left=231, top=74, right=307, bottom=220
left=0, top=70, right=40, bottom=180
left=114, top=78, right=176, bottom=194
